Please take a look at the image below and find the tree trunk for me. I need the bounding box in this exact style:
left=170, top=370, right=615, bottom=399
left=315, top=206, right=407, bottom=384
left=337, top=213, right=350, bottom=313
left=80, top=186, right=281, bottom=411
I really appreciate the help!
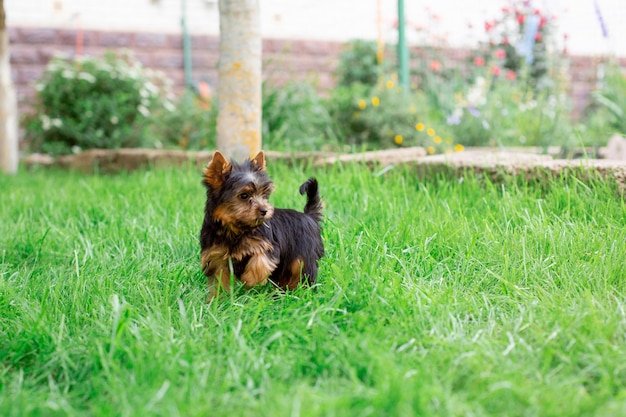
left=0, top=0, right=18, bottom=174
left=216, top=0, right=262, bottom=162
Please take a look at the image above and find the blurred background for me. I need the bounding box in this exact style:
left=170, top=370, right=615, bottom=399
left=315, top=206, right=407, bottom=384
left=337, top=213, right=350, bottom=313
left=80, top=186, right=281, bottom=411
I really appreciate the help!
left=6, top=0, right=626, bottom=156
left=7, top=0, right=625, bottom=56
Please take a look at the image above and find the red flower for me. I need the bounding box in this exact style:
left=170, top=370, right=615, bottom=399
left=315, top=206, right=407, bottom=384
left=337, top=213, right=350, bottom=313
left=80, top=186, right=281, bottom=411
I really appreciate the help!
left=430, top=60, right=442, bottom=72
left=502, top=37, right=510, bottom=46
left=539, top=16, right=547, bottom=29
left=492, top=66, right=502, bottom=76
left=517, top=14, right=525, bottom=25
left=506, top=70, right=517, bottom=81
left=485, top=21, right=494, bottom=32
left=473, top=56, right=485, bottom=67
left=494, top=48, right=506, bottom=59
left=535, top=33, right=542, bottom=42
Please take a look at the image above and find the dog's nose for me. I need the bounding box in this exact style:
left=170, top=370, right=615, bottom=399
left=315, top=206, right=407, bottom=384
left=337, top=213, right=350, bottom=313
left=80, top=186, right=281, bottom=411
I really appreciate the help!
left=259, top=208, right=268, bottom=217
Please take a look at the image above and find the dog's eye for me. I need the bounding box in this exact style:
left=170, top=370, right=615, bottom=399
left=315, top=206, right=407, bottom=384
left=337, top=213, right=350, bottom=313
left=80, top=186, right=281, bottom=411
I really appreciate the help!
left=239, top=193, right=249, bottom=200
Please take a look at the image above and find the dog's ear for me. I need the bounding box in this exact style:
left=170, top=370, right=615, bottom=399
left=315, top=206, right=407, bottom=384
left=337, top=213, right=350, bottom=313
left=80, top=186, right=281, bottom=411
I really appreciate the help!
left=251, top=151, right=266, bottom=172
left=204, top=151, right=232, bottom=188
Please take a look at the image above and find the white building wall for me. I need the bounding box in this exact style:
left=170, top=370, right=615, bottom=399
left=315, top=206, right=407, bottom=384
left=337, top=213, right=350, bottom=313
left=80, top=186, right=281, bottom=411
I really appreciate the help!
left=5, top=0, right=626, bottom=56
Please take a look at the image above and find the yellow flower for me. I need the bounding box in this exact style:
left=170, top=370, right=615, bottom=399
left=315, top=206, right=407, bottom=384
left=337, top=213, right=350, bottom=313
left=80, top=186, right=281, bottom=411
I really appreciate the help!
left=426, top=127, right=436, bottom=137
left=408, top=105, right=417, bottom=114
left=371, top=96, right=380, bottom=107
left=358, top=99, right=367, bottom=110
left=427, top=146, right=436, bottom=154
left=386, top=80, right=395, bottom=89
left=434, top=136, right=442, bottom=144
left=415, top=122, right=425, bottom=131
left=394, top=135, right=403, bottom=145
left=454, top=144, right=465, bottom=152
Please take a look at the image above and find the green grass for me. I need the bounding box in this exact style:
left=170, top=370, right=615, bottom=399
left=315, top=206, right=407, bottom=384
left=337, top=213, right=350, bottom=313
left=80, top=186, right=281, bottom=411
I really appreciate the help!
left=1, top=163, right=625, bottom=416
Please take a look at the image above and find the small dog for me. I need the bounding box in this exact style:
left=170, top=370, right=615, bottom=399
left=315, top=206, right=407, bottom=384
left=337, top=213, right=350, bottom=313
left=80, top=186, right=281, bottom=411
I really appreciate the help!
left=200, top=151, right=324, bottom=300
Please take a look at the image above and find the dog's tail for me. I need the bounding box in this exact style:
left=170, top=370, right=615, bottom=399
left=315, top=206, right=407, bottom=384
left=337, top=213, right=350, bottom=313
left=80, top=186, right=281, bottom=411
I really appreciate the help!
left=299, top=178, right=323, bottom=223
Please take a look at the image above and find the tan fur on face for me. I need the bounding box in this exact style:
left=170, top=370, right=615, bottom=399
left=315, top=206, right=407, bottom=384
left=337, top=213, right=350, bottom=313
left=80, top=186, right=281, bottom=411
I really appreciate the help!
left=212, top=189, right=274, bottom=233
left=212, top=204, right=243, bottom=235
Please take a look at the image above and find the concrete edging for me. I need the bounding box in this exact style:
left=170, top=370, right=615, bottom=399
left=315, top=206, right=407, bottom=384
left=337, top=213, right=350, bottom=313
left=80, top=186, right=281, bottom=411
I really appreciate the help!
left=23, top=147, right=626, bottom=194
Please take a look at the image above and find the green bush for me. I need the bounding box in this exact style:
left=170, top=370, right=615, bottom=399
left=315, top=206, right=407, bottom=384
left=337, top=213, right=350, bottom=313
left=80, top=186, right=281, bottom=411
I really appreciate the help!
left=148, top=90, right=217, bottom=150
left=587, top=63, right=626, bottom=137
left=335, top=40, right=383, bottom=87
left=152, top=81, right=341, bottom=152
left=325, top=82, right=373, bottom=146
left=262, top=82, right=340, bottom=151
left=444, top=71, right=574, bottom=147
left=328, top=78, right=458, bottom=152
left=327, top=67, right=574, bottom=151
left=25, top=51, right=172, bottom=155
left=396, top=0, right=573, bottom=149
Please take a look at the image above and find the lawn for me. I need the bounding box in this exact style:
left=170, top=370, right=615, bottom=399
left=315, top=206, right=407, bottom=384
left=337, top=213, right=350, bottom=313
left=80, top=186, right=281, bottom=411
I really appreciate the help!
left=1, top=162, right=625, bottom=416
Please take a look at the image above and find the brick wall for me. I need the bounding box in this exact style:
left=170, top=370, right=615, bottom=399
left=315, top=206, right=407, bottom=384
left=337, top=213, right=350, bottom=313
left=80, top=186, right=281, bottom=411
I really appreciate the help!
left=9, top=26, right=341, bottom=111
left=9, top=26, right=625, bottom=121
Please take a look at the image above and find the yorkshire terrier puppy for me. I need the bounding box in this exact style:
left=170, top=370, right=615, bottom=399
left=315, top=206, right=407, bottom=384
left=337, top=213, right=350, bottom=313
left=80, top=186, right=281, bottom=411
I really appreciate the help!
left=200, top=151, right=324, bottom=300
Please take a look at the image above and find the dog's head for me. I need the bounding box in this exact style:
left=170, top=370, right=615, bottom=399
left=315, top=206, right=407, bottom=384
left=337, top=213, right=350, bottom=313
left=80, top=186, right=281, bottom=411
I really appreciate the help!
left=203, top=151, right=275, bottom=233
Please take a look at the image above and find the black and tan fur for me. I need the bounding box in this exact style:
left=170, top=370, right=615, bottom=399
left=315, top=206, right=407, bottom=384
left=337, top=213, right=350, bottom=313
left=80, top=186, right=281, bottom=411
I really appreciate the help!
left=200, top=151, right=324, bottom=300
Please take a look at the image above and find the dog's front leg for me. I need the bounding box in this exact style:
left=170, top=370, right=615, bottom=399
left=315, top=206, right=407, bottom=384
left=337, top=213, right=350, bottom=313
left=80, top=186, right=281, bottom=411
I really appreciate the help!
left=240, top=253, right=277, bottom=288
left=207, top=265, right=232, bottom=301
left=202, top=246, right=231, bottom=301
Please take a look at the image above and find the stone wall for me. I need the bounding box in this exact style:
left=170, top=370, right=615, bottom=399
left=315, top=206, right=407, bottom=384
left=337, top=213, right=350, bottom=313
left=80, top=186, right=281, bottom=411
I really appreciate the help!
left=10, top=26, right=625, bottom=120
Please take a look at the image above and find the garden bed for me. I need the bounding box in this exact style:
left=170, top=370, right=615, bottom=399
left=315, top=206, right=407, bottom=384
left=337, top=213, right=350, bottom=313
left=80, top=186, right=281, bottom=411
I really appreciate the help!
left=23, top=146, right=626, bottom=194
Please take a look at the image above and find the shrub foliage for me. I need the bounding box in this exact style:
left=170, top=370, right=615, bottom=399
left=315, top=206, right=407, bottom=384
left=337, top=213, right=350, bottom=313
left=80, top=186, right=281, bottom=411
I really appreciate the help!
left=25, top=51, right=172, bottom=155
